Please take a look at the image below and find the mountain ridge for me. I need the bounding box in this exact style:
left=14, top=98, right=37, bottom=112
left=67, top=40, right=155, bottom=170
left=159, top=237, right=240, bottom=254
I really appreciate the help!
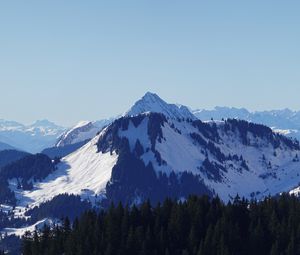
left=3, top=93, right=300, bottom=153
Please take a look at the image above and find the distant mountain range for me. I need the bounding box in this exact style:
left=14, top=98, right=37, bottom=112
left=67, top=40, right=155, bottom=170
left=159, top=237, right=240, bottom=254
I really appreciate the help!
left=0, top=119, right=65, bottom=153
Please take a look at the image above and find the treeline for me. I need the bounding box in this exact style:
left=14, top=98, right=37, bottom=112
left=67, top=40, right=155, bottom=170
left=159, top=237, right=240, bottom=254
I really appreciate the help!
left=25, top=194, right=91, bottom=222
left=0, top=194, right=90, bottom=233
left=224, top=119, right=300, bottom=150
left=22, top=194, right=300, bottom=255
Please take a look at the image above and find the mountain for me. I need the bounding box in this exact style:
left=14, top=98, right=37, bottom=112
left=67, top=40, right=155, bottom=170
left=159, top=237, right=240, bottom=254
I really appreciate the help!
left=45, top=119, right=112, bottom=159
left=3, top=93, right=300, bottom=240
left=0, top=141, right=16, bottom=151
left=55, top=120, right=111, bottom=148
left=125, top=92, right=196, bottom=120
left=55, top=121, right=98, bottom=147
left=0, top=119, right=66, bottom=153
left=9, top=112, right=300, bottom=217
left=193, top=107, right=300, bottom=141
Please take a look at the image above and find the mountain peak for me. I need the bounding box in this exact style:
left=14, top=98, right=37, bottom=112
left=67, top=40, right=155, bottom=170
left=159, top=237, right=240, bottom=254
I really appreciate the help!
left=142, top=91, right=162, bottom=101
left=125, top=92, right=197, bottom=120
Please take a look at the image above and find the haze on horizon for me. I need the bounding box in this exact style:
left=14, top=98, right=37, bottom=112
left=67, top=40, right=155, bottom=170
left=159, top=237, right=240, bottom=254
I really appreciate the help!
left=0, top=1, right=299, bottom=126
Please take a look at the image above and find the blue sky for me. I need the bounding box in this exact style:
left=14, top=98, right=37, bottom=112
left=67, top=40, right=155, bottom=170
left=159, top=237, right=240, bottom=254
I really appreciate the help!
left=0, top=1, right=299, bottom=126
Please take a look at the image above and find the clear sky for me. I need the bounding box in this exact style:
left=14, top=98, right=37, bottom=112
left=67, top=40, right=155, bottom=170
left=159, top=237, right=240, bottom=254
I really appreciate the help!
left=0, top=1, right=299, bottom=126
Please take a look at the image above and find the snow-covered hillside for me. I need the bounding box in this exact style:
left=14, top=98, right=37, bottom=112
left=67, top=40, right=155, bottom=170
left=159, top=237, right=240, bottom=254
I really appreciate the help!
left=11, top=132, right=118, bottom=216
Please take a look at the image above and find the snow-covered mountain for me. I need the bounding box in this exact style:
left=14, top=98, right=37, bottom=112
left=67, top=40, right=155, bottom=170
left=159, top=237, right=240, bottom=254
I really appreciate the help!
left=0, top=119, right=65, bottom=153
left=3, top=93, right=300, bottom=238
left=193, top=107, right=300, bottom=141
left=125, top=92, right=196, bottom=120
left=49, top=119, right=113, bottom=159
left=5, top=94, right=300, bottom=205
left=10, top=113, right=300, bottom=219
left=56, top=121, right=101, bottom=147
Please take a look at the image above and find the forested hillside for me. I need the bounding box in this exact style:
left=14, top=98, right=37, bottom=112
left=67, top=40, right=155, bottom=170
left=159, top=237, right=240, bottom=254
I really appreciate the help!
left=22, top=194, right=300, bottom=255
left=0, top=150, right=29, bottom=168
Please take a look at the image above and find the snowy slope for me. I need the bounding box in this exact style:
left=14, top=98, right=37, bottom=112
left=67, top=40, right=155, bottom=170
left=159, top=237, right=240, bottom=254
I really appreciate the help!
left=3, top=219, right=54, bottom=237
left=125, top=92, right=196, bottom=120
left=11, top=130, right=118, bottom=216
